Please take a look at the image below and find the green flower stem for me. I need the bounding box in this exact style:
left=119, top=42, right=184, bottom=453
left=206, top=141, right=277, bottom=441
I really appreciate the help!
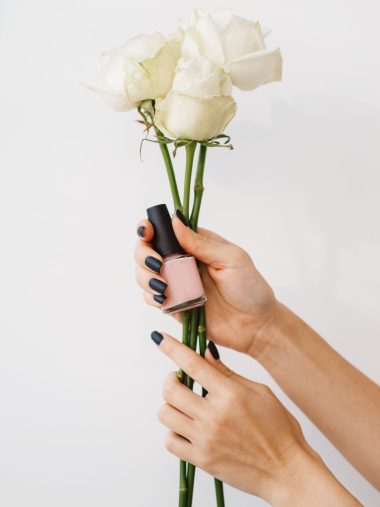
left=198, top=307, right=207, bottom=358
left=185, top=308, right=200, bottom=507
left=178, top=310, right=190, bottom=384
left=186, top=463, right=196, bottom=507
left=179, top=459, right=188, bottom=507
left=154, top=125, right=182, bottom=211
left=183, top=142, right=197, bottom=218
left=190, top=144, right=207, bottom=230
left=186, top=143, right=208, bottom=506
left=179, top=311, right=190, bottom=507
left=179, top=143, right=196, bottom=506
left=214, top=479, right=225, bottom=506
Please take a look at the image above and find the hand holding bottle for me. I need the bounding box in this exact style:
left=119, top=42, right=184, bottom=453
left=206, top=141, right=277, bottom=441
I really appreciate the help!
left=135, top=209, right=277, bottom=356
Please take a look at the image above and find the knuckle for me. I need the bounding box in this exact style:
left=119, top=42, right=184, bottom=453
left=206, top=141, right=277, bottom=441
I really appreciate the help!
left=185, top=354, right=202, bottom=378
left=162, top=382, right=173, bottom=401
left=257, top=382, right=272, bottom=396
left=223, top=385, right=240, bottom=405
left=232, top=246, right=249, bottom=264
left=208, top=416, right=225, bottom=437
left=219, top=385, right=245, bottom=414
left=165, top=432, right=176, bottom=453
left=198, top=453, right=213, bottom=470
left=192, top=232, right=205, bottom=257
left=162, top=372, right=177, bottom=400
left=157, top=404, right=169, bottom=424
left=199, top=435, right=216, bottom=459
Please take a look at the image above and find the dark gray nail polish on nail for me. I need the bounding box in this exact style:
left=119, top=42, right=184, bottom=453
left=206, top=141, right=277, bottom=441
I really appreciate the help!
left=175, top=209, right=190, bottom=227
left=153, top=294, right=167, bottom=304
left=207, top=341, right=220, bottom=360
left=137, top=225, right=146, bottom=238
left=149, top=278, right=167, bottom=294
left=151, top=330, right=164, bottom=345
left=145, top=256, right=162, bottom=273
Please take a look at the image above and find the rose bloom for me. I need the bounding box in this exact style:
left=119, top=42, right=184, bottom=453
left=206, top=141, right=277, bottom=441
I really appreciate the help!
left=82, top=32, right=179, bottom=111
left=154, top=57, right=237, bottom=141
left=178, top=8, right=282, bottom=91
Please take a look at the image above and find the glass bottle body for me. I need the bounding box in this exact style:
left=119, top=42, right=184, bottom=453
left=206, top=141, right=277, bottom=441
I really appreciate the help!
left=161, top=253, right=207, bottom=314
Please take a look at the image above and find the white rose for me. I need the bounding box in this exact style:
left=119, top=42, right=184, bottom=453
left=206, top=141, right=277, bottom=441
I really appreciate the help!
left=171, top=56, right=232, bottom=97
left=82, top=32, right=180, bottom=111
left=155, top=93, right=236, bottom=141
left=178, top=8, right=282, bottom=91
left=154, top=57, right=236, bottom=141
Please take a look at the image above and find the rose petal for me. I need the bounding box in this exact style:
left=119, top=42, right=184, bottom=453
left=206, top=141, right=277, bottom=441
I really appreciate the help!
left=121, top=32, right=166, bottom=59
left=172, top=57, right=232, bottom=98
left=189, top=8, right=225, bottom=65
left=229, top=47, right=282, bottom=90
left=212, top=12, right=266, bottom=63
left=81, top=80, right=136, bottom=112
left=154, top=91, right=236, bottom=141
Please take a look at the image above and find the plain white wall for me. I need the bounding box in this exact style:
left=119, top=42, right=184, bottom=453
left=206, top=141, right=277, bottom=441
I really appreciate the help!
left=0, top=1, right=379, bottom=505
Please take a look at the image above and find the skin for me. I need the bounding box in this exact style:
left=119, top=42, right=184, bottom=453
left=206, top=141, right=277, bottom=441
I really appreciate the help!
left=134, top=214, right=380, bottom=502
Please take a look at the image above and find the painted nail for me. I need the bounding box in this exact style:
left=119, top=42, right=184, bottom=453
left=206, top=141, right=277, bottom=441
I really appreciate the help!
left=149, top=278, right=167, bottom=294
left=207, top=341, right=220, bottom=360
left=137, top=225, right=146, bottom=238
left=145, top=256, right=162, bottom=273
left=151, top=330, right=164, bottom=345
left=175, top=209, right=190, bottom=227
left=153, top=294, right=167, bottom=304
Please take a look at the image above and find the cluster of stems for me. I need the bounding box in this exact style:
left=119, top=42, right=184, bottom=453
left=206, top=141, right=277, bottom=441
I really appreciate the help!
left=156, top=136, right=225, bottom=507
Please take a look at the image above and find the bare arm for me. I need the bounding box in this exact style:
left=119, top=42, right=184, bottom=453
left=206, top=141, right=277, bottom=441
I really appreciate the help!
left=255, top=301, right=380, bottom=490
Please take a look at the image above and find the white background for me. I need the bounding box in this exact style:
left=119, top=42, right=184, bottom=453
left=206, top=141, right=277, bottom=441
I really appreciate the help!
left=0, top=1, right=379, bottom=505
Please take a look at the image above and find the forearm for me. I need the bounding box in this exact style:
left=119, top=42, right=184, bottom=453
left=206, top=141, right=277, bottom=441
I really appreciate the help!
left=268, top=446, right=362, bottom=507
left=254, top=301, right=380, bottom=489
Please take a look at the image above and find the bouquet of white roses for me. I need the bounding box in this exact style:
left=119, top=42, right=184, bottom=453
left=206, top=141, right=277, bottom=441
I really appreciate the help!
left=83, top=8, right=282, bottom=506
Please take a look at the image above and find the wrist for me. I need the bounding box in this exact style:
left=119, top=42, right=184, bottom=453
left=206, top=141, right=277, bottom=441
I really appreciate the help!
left=247, top=300, right=291, bottom=368
left=267, top=444, right=361, bottom=507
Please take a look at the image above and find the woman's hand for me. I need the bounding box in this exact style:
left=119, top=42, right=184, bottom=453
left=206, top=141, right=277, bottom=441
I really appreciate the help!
left=135, top=212, right=277, bottom=357
left=151, top=331, right=361, bottom=506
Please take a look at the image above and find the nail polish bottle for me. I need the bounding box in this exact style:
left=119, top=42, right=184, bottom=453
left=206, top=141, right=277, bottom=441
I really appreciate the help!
left=147, top=203, right=207, bottom=314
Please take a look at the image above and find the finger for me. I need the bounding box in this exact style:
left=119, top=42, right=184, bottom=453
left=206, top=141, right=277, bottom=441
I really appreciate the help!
left=158, top=403, right=195, bottom=441
left=135, top=266, right=168, bottom=295
left=205, top=342, right=274, bottom=394
left=197, top=227, right=230, bottom=245
left=172, top=312, right=182, bottom=324
left=162, top=371, right=204, bottom=419
left=205, top=343, right=253, bottom=389
left=143, top=290, right=167, bottom=307
left=136, top=219, right=154, bottom=243
left=142, top=292, right=187, bottom=315
left=151, top=331, right=229, bottom=393
left=172, top=214, right=235, bottom=268
left=134, top=241, right=163, bottom=273
left=165, top=431, right=194, bottom=463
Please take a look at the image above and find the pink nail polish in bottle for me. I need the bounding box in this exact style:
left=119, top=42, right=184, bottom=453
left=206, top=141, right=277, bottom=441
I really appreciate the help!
left=147, top=204, right=207, bottom=314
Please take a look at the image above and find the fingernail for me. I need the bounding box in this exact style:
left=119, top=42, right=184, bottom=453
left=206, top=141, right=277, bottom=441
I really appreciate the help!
left=151, top=330, right=164, bottom=345
left=175, top=209, right=190, bottom=227
left=207, top=341, right=220, bottom=360
left=145, top=256, right=162, bottom=273
left=137, top=225, right=146, bottom=238
left=149, top=278, right=167, bottom=294
left=153, top=294, right=167, bottom=304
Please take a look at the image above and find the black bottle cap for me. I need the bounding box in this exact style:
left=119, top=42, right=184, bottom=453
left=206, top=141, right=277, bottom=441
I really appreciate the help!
left=146, top=204, right=185, bottom=257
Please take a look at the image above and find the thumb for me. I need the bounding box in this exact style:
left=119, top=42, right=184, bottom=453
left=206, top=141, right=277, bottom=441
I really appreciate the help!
left=172, top=213, right=230, bottom=267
